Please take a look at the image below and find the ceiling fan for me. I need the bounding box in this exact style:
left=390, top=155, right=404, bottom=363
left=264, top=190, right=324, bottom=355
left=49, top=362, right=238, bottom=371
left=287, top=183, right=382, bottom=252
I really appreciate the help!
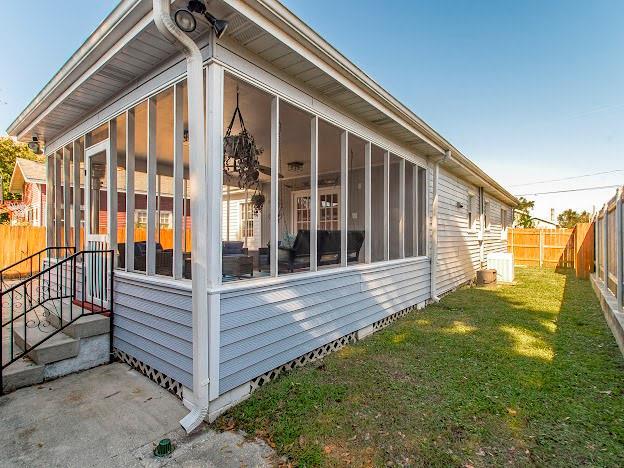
left=258, top=164, right=284, bottom=179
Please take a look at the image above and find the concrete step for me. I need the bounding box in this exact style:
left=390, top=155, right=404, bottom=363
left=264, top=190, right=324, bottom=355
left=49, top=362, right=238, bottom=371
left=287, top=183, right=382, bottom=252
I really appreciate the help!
left=47, top=304, right=110, bottom=339
left=2, top=341, right=44, bottom=393
left=13, top=318, right=80, bottom=365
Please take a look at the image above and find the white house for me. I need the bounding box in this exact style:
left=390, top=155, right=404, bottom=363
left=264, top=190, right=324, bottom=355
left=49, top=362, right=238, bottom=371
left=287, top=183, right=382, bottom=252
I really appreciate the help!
left=6, top=0, right=517, bottom=430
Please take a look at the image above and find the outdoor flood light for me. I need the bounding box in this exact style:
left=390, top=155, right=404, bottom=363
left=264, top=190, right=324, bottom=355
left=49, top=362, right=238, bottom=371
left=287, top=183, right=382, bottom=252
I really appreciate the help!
left=27, top=136, right=41, bottom=154
left=184, top=0, right=229, bottom=39
left=174, top=8, right=197, bottom=33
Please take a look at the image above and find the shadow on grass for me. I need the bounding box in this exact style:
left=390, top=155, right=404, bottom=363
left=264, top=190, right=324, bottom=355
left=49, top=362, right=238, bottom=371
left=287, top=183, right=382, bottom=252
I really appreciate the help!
left=217, top=268, right=624, bottom=467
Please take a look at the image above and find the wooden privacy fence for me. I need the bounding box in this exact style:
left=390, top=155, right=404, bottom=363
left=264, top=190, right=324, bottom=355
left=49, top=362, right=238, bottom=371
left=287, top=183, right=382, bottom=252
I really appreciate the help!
left=0, top=225, right=47, bottom=276
left=507, top=223, right=594, bottom=278
left=0, top=226, right=193, bottom=276
left=595, top=188, right=623, bottom=304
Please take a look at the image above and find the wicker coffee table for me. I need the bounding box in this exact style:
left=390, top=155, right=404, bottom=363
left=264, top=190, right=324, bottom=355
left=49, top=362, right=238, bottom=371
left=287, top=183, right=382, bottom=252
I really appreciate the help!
left=222, top=255, right=254, bottom=278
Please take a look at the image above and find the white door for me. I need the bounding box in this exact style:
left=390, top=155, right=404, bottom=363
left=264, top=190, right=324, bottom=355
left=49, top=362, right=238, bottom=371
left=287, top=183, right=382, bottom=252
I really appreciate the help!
left=84, top=140, right=110, bottom=307
left=292, top=188, right=340, bottom=232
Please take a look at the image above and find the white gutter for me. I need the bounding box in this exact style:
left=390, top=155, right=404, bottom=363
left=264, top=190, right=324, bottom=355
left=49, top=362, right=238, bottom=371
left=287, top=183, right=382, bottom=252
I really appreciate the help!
left=153, top=0, right=210, bottom=434
left=430, top=150, right=450, bottom=302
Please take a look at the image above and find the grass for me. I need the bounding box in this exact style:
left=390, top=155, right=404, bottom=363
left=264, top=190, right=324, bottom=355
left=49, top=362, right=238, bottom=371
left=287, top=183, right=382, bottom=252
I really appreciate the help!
left=216, top=268, right=624, bottom=467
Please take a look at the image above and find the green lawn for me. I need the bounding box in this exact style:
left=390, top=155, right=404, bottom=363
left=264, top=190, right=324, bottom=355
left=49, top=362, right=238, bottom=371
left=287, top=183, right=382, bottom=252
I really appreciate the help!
left=216, top=268, right=624, bottom=467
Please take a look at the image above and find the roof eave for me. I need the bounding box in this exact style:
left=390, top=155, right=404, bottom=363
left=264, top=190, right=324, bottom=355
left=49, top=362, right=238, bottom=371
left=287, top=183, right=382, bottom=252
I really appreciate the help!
left=6, top=0, right=145, bottom=138
left=243, top=0, right=518, bottom=206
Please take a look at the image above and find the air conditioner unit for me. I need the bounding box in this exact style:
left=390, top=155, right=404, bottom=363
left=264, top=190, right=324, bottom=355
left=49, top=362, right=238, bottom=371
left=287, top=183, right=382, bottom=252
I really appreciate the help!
left=487, top=252, right=514, bottom=283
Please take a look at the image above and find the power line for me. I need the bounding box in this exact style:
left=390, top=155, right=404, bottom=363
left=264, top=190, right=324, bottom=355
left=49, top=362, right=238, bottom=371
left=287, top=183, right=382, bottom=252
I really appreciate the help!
left=509, top=169, right=624, bottom=187
left=515, top=184, right=621, bottom=196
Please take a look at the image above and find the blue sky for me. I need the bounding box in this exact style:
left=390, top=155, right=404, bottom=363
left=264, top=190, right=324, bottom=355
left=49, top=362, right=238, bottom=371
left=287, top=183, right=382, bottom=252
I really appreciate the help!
left=1, top=0, right=622, bottom=218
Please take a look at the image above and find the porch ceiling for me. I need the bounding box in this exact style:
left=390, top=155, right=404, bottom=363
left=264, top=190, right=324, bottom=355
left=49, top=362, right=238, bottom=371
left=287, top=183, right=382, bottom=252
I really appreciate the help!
left=7, top=0, right=517, bottom=207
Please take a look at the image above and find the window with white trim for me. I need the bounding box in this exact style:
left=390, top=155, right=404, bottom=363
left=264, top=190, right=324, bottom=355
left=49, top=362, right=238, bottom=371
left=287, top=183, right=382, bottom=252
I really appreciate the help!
left=468, top=193, right=474, bottom=230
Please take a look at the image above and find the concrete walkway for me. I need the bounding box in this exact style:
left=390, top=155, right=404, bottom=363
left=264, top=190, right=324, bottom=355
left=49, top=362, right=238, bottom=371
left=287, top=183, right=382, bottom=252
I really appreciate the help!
left=0, top=363, right=275, bottom=467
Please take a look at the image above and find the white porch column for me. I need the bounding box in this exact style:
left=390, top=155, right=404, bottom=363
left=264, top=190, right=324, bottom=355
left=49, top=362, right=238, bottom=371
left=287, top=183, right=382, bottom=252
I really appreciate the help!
left=616, top=188, right=623, bottom=311
left=107, top=118, right=118, bottom=265
left=72, top=139, right=83, bottom=250
left=54, top=151, right=63, bottom=248
left=205, top=61, right=224, bottom=400
left=310, top=116, right=318, bottom=271
left=340, top=130, right=348, bottom=267
left=364, top=142, right=372, bottom=263
left=270, top=96, right=280, bottom=277
left=62, top=147, right=71, bottom=248
left=45, top=153, right=54, bottom=247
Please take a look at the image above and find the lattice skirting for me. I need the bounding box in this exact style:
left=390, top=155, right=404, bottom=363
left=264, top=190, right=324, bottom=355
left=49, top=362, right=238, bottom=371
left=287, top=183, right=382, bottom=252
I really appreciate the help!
left=114, top=349, right=183, bottom=400
left=372, top=304, right=418, bottom=332
left=249, top=332, right=358, bottom=392
left=248, top=302, right=420, bottom=393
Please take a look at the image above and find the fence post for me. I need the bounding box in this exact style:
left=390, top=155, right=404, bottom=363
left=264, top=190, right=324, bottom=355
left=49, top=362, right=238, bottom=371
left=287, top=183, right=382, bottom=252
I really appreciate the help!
left=539, top=229, right=544, bottom=267
left=616, top=189, right=623, bottom=311
left=603, top=205, right=609, bottom=295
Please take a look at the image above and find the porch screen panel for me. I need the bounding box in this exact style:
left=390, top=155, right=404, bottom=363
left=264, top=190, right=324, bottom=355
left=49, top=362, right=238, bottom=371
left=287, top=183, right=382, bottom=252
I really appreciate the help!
left=347, top=134, right=366, bottom=264
left=153, top=87, right=174, bottom=277
left=277, top=101, right=312, bottom=275
left=371, top=145, right=385, bottom=262
left=405, top=161, right=416, bottom=257
left=132, top=100, right=148, bottom=273
left=417, top=167, right=427, bottom=256
left=221, top=74, right=273, bottom=281
left=389, top=154, right=402, bottom=260
left=315, top=119, right=343, bottom=271
left=114, top=114, right=127, bottom=269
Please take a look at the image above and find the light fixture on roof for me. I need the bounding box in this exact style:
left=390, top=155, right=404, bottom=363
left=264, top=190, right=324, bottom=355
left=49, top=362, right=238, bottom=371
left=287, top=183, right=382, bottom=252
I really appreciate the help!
left=287, top=161, right=304, bottom=173
left=27, top=136, right=42, bottom=154
left=173, top=0, right=229, bottom=38
left=174, top=8, right=196, bottom=33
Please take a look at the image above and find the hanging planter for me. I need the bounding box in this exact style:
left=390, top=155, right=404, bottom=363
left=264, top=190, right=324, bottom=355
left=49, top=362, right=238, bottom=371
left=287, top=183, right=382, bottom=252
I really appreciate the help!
left=250, top=193, right=265, bottom=214
left=223, top=87, right=265, bottom=212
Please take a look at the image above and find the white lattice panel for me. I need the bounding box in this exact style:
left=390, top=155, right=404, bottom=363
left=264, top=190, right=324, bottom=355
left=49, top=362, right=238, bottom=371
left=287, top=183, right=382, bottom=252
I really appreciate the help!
left=114, top=349, right=183, bottom=400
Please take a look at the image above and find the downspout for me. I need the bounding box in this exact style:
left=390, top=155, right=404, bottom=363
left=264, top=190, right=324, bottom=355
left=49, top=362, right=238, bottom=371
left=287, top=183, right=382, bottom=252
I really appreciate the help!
left=430, top=150, right=450, bottom=302
left=153, top=0, right=209, bottom=433
left=479, top=187, right=485, bottom=268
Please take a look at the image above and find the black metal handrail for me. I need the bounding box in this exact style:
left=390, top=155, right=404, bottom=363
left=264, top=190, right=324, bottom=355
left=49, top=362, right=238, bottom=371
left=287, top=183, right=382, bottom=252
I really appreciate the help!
left=1, top=249, right=114, bottom=395
left=0, top=247, right=75, bottom=291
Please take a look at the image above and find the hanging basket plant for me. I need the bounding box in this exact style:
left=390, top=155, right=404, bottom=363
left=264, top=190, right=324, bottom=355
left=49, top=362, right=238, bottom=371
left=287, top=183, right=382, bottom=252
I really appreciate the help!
left=223, top=87, right=265, bottom=212
left=250, top=193, right=265, bottom=214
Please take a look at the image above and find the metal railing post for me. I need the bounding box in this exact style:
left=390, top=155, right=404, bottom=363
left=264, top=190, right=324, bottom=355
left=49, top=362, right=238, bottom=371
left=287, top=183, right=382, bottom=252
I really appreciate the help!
left=109, top=250, right=115, bottom=364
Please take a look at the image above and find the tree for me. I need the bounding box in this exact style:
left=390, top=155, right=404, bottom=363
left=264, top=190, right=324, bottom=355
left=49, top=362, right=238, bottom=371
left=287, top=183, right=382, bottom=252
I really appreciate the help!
left=0, top=137, right=43, bottom=222
left=0, top=137, right=43, bottom=202
left=557, top=209, right=591, bottom=229
left=514, top=196, right=536, bottom=228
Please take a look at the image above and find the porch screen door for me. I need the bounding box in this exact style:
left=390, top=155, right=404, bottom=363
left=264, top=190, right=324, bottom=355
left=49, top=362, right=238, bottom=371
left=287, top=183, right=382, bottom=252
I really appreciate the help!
left=84, top=140, right=110, bottom=307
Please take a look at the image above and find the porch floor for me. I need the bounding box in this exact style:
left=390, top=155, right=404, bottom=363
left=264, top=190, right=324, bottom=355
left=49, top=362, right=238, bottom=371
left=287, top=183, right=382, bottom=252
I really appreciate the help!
left=217, top=267, right=624, bottom=466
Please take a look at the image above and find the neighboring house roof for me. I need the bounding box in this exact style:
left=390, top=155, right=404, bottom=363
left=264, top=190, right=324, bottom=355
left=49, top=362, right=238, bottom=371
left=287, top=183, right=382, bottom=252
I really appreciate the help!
left=531, top=217, right=559, bottom=227
left=9, top=158, right=46, bottom=193
left=514, top=210, right=559, bottom=227
left=5, top=0, right=518, bottom=207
